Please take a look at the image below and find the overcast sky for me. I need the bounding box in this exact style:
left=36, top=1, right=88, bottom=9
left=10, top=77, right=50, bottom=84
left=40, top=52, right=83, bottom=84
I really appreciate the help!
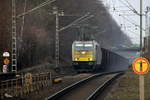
left=101, top=0, right=150, bottom=44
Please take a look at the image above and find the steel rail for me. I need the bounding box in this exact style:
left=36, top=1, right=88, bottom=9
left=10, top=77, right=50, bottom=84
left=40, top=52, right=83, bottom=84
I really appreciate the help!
left=45, top=71, right=124, bottom=100
left=86, top=73, right=124, bottom=100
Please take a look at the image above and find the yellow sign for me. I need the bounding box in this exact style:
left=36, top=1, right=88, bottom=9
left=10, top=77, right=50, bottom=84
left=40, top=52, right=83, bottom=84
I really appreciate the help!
left=3, top=58, right=10, bottom=65
left=25, top=73, right=32, bottom=85
left=132, top=57, right=150, bottom=75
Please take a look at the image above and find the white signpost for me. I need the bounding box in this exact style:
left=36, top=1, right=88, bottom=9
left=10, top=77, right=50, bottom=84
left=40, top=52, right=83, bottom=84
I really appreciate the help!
left=3, top=65, right=8, bottom=73
left=2, top=52, right=10, bottom=73
left=132, top=57, right=150, bottom=100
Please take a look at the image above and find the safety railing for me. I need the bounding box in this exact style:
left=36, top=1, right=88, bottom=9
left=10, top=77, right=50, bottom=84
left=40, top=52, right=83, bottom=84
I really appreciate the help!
left=0, top=72, right=52, bottom=99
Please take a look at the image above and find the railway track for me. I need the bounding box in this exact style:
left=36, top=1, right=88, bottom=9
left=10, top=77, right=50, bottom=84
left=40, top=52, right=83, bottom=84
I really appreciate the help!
left=45, top=72, right=124, bottom=100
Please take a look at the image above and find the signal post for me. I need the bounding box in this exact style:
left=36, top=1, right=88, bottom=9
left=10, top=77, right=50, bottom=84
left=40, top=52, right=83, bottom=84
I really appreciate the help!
left=132, top=57, right=150, bottom=100
left=2, top=52, right=10, bottom=73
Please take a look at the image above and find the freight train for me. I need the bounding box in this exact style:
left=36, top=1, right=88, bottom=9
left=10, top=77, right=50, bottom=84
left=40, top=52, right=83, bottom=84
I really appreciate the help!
left=72, top=40, right=102, bottom=72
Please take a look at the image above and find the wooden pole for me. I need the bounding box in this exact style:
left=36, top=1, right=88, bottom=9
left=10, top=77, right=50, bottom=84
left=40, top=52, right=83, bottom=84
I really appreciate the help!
left=139, top=75, right=144, bottom=100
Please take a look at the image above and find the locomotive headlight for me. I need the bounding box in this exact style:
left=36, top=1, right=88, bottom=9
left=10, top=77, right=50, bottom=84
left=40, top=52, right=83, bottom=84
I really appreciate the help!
left=81, top=51, right=86, bottom=54
left=75, top=58, right=78, bottom=61
left=89, top=58, right=93, bottom=61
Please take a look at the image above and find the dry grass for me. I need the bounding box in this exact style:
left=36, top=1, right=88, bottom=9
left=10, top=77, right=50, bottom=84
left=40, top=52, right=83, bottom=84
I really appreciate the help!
left=104, top=72, right=150, bottom=100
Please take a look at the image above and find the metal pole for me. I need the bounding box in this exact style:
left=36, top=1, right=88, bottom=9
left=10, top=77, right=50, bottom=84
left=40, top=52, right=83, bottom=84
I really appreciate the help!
left=149, top=17, right=150, bottom=36
left=20, top=0, right=27, bottom=48
left=139, top=1, right=144, bottom=100
left=147, top=7, right=150, bottom=36
left=140, top=0, right=143, bottom=56
left=12, top=0, right=17, bottom=72
left=145, top=11, right=148, bottom=36
left=54, top=7, right=59, bottom=68
left=145, top=10, right=148, bottom=53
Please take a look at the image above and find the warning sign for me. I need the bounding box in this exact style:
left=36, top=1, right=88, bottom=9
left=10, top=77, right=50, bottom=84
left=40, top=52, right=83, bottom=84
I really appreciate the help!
left=132, top=57, right=150, bottom=75
left=3, top=58, right=10, bottom=65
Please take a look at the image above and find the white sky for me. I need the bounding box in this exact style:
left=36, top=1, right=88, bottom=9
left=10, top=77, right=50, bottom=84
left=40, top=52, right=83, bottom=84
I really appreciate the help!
left=100, top=0, right=150, bottom=44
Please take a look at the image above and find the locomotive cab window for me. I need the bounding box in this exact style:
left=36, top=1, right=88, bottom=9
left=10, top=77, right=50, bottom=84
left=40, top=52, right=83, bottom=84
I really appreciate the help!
left=75, top=44, right=93, bottom=50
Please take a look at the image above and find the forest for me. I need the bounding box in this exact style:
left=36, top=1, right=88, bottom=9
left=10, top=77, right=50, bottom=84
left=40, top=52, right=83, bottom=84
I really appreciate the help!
left=0, top=0, right=132, bottom=70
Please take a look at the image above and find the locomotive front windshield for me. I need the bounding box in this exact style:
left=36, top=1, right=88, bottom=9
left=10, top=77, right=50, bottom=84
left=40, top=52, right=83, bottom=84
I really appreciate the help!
left=75, top=44, right=93, bottom=50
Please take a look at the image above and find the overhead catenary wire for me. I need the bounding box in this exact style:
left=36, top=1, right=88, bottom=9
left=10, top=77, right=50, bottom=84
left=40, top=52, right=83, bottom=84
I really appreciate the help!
left=17, top=0, right=57, bottom=18
left=112, top=0, right=116, bottom=9
left=124, top=0, right=140, bottom=15
left=111, top=0, right=146, bottom=32
left=120, top=13, right=138, bottom=24
left=113, top=11, right=138, bottom=29
left=59, top=13, right=94, bottom=32
left=119, top=14, right=145, bottom=31
left=128, top=29, right=140, bottom=35
left=109, top=9, right=135, bottom=13
left=117, top=0, right=133, bottom=10
left=117, top=0, right=140, bottom=16
left=110, top=2, right=144, bottom=31
left=127, top=30, right=141, bottom=42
